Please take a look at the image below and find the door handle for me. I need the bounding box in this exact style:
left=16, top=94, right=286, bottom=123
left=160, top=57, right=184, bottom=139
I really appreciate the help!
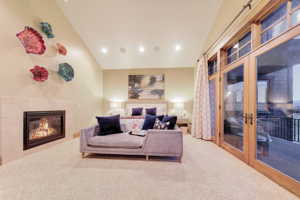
left=249, top=113, right=254, bottom=125
left=243, top=113, right=248, bottom=124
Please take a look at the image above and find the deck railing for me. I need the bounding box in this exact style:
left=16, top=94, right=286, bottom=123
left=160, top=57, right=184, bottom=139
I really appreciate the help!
left=257, top=116, right=300, bottom=142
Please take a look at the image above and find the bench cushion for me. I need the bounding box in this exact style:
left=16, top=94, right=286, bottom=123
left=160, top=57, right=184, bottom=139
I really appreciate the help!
left=87, top=133, right=144, bottom=149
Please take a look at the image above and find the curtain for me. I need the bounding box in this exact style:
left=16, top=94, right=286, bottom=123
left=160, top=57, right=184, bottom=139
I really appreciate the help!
left=192, top=55, right=212, bottom=140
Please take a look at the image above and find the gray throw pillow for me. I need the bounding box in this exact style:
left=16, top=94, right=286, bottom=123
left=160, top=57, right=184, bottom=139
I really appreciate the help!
left=153, top=118, right=169, bottom=130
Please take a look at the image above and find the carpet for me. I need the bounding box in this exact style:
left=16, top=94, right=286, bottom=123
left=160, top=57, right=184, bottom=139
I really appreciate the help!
left=0, top=135, right=298, bottom=200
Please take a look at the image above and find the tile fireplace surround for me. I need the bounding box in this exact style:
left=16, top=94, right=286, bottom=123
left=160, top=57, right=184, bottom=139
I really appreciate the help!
left=0, top=96, right=78, bottom=165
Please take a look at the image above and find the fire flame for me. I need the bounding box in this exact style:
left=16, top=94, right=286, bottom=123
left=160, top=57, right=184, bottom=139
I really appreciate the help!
left=30, top=118, right=56, bottom=140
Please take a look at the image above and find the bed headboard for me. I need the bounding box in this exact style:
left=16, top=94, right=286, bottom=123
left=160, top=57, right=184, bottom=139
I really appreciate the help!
left=125, top=101, right=168, bottom=116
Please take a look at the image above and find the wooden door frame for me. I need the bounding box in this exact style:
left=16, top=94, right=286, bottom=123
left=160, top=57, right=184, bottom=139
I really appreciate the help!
left=220, top=57, right=250, bottom=163
left=248, top=24, right=300, bottom=197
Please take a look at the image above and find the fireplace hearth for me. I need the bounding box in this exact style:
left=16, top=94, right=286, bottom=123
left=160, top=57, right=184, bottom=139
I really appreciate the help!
left=23, top=110, right=65, bottom=150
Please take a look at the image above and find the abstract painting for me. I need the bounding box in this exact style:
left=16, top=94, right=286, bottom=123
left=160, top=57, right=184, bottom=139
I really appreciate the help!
left=128, top=74, right=165, bottom=100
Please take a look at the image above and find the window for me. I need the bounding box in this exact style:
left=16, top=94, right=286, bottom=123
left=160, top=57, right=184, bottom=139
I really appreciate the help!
left=292, top=0, right=300, bottom=9
left=227, top=32, right=251, bottom=64
left=260, top=0, right=300, bottom=43
left=208, top=58, right=218, bottom=76
left=209, top=80, right=217, bottom=138
left=291, top=0, right=300, bottom=26
left=261, top=2, right=288, bottom=43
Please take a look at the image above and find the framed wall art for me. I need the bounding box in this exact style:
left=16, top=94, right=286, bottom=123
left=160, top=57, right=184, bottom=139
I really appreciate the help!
left=128, top=74, right=165, bottom=100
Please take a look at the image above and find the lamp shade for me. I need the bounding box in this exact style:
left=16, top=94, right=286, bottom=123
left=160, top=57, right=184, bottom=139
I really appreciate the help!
left=174, top=102, right=184, bottom=109
left=110, top=102, right=121, bottom=109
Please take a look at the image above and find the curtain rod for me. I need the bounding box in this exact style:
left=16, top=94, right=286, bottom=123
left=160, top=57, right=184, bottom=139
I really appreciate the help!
left=199, top=0, right=253, bottom=61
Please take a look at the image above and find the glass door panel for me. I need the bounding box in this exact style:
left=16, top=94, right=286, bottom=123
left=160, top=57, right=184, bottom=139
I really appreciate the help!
left=256, top=34, right=300, bottom=182
left=209, top=79, right=217, bottom=140
left=223, top=65, right=245, bottom=151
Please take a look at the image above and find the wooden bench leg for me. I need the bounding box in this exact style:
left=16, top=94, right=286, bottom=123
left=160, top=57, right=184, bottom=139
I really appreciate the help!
left=81, top=152, right=85, bottom=158
left=146, top=155, right=149, bottom=161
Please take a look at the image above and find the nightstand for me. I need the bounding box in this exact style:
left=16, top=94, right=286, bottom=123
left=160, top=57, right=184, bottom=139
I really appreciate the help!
left=177, top=119, right=190, bottom=134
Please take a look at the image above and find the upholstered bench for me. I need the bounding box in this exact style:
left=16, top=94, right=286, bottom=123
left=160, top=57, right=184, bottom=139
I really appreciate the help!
left=87, top=133, right=144, bottom=149
left=80, top=125, right=183, bottom=162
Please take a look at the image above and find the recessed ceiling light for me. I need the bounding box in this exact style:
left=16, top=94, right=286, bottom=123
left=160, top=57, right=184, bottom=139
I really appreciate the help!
left=139, top=46, right=145, bottom=53
left=64, top=0, right=69, bottom=2
left=101, top=48, right=108, bottom=54
left=175, top=44, right=182, bottom=51
left=120, top=48, right=126, bottom=53
left=154, top=46, right=160, bottom=52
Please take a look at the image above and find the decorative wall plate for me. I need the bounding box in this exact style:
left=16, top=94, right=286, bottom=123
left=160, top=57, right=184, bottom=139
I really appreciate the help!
left=56, top=43, right=67, bottom=56
left=58, top=63, right=74, bottom=82
left=40, top=22, right=55, bottom=38
left=30, top=66, right=48, bottom=82
left=16, top=27, right=46, bottom=55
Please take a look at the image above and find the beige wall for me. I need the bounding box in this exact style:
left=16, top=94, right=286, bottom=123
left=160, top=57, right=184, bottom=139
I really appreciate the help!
left=203, top=0, right=247, bottom=51
left=0, top=0, right=103, bottom=163
left=103, top=68, right=194, bottom=119
left=203, top=0, right=269, bottom=56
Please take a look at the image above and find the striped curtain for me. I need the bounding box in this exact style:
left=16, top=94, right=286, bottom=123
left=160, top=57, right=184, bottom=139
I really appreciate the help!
left=192, top=55, right=212, bottom=140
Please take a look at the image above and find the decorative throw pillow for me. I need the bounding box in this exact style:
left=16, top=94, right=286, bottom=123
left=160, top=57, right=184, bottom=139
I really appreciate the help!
left=156, top=115, right=164, bottom=121
left=132, top=107, right=143, bottom=116
left=142, top=115, right=157, bottom=130
left=96, top=115, right=122, bottom=136
left=145, top=107, right=157, bottom=116
left=162, top=115, right=177, bottom=130
left=153, top=118, right=169, bottom=130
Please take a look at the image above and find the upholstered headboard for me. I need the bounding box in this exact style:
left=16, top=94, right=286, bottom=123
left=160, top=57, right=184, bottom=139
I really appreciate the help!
left=125, top=101, right=168, bottom=116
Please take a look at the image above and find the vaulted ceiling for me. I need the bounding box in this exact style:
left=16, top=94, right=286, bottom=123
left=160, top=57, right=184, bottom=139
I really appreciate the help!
left=56, top=0, right=222, bottom=69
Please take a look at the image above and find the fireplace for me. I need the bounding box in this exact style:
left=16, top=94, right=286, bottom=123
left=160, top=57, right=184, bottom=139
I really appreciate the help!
left=23, top=110, right=65, bottom=150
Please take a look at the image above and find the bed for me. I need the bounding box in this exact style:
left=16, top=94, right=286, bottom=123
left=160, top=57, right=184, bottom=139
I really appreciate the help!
left=124, top=101, right=168, bottom=117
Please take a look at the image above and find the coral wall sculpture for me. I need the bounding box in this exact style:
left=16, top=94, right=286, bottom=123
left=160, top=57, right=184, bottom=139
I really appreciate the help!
left=58, top=63, right=74, bottom=82
left=56, top=43, right=67, bottom=56
left=16, top=26, right=46, bottom=55
left=30, top=66, right=49, bottom=82
left=40, top=22, right=55, bottom=38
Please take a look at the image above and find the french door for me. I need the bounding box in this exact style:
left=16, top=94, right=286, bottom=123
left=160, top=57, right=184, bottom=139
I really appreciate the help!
left=248, top=26, right=300, bottom=196
left=217, top=26, right=300, bottom=196
left=220, top=57, right=250, bottom=163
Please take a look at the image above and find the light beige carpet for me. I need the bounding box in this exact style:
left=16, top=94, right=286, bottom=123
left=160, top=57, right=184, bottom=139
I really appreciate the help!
left=0, top=135, right=299, bottom=200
